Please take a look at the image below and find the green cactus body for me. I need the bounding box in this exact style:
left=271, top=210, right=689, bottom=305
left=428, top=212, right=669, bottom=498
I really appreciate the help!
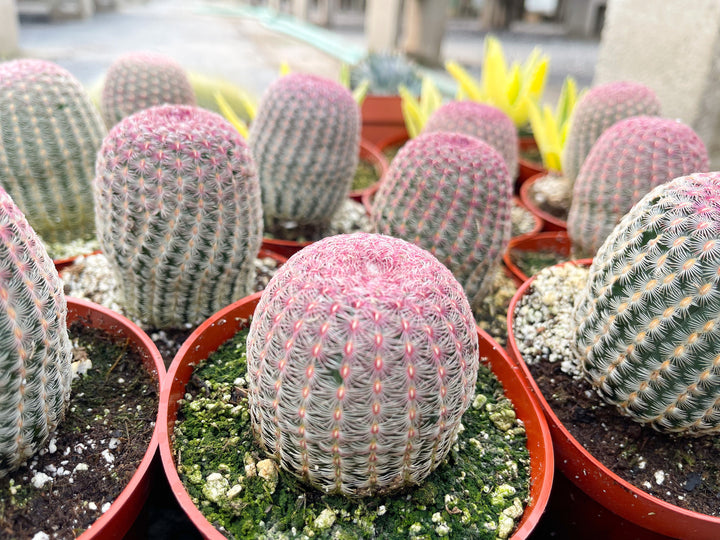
left=0, top=59, right=107, bottom=244
left=349, top=52, right=423, bottom=95
left=561, top=81, right=661, bottom=183
left=371, top=131, right=512, bottom=309
left=568, top=116, right=709, bottom=258
left=573, top=172, right=720, bottom=435
left=247, top=232, right=479, bottom=497
left=94, top=105, right=263, bottom=328
left=248, top=73, right=360, bottom=228
left=0, top=186, right=72, bottom=476
left=423, top=100, right=519, bottom=179
left=100, top=52, right=196, bottom=128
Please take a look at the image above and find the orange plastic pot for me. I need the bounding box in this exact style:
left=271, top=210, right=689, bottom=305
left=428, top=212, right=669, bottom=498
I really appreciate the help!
left=517, top=136, right=545, bottom=194
left=66, top=296, right=165, bottom=540
left=53, top=249, right=102, bottom=272
left=159, top=293, right=554, bottom=539
left=360, top=94, right=408, bottom=146
left=511, top=195, right=543, bottom=243
left=503, top=230, right=571, bottom=286
left=519, top=173, right=568, bottom=232
left=505, top=261, right=720, bottom=540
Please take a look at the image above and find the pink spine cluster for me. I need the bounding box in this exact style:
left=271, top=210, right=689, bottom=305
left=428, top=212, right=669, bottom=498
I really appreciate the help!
left=246, top=233, right=479, bottom=497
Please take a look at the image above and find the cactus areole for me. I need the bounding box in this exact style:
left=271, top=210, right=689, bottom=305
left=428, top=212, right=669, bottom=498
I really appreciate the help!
left=246, top=233, right=480, bottom=497
left=574, top=172, right=720, bottom=435
left=0, top=186, right=72, bottom=477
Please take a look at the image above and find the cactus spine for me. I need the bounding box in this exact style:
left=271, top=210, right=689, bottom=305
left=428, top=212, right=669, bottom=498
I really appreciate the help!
left=247, top=232, right=479, bottom=497
left=0, top=59, right=107, bottom=244
left=423, top=100, right=519, bottom=178
left=371, top=131, right=512, bottom=309
left=568, top=116, right=709, bottom=258
left=248, top=73, right=360, bottom=228
left=101, top=52, right=196, bottom=128
left=0, top=186, right=72, bottom=477
left=94, top=105, right=263, bottom=328
left=573, top=172, right=720, bottom=435
left=561, top=81, right=661, bottom=183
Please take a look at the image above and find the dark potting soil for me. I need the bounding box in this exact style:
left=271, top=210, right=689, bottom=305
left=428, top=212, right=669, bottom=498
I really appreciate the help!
left=0, top=319, right=158, bottom=539
left=527, top=358, right=720, bottom=517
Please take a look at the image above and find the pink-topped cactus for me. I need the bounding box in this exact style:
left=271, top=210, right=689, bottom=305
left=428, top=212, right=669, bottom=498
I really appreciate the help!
left=561, top=80, right=661, bottom=183
left=423, top=100, right=519, bottom=178
left=246, top=232, right=479, bottom=497
left=568, top=116, right=709, bottom=258
left=0, top=186, right=72, bottom=477
left=101, top=52, right=196, bottom=128
left=94, top=104, right=263, bottom=328
left=371, top=131, right=512, bottom=310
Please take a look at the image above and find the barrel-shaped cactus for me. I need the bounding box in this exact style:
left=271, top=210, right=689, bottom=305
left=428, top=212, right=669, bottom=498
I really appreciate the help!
left=423, top=100, right=519, bottom=178
left=0, top=186, right=72, bottom=477
left=573, top=172, right=720, bottom=435
left=0, top=59, right=106, bottom=244
left=568, top=116, right=709, bottom=258
left=94, top=105, right=263, bottom=328
left=371, top=131, right=512, bottom=309
left=561, top=81, right=661, bottom=183
left=248, top=73, right=360, bottom=228
left=247, top=232, right=479, bottom=497
left=100, top=52, right=196, bottom=128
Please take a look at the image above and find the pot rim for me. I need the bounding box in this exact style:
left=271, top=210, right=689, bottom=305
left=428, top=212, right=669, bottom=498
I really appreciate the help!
left=502, top=230, right=571, bottom=286
left=518, top=172, right=568, bottom=232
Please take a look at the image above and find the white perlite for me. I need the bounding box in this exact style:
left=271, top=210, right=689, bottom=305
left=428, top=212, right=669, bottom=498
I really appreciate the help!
left=511, top=263, right=589, bottom=377
left=31, top=472, right=53, bottom=489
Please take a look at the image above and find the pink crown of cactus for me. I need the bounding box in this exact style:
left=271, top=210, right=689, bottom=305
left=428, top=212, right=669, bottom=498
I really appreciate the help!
left=94, top=104, right=263, bottom=328
left=247, top=232, right=479, bottom=497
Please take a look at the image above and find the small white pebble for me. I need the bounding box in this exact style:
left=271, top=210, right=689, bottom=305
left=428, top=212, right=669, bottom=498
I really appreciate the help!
left=32, top=533, right=50, bottom=540
left=108, top=438, right=120, bottom=450
left=31, top=472, right=53, bottom=489
left=48, top=438, right=57, bottom=454
left=655, top=470, right=665, bottom=485
left=101, top=502, right=111, bottom=513
left=88, top=502, right=97, bottom=511
left=101, top=449, right=115, bottom=464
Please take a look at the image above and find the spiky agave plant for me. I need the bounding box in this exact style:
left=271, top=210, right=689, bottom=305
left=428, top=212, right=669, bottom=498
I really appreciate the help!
left=247, top=233, right=479, bottom=497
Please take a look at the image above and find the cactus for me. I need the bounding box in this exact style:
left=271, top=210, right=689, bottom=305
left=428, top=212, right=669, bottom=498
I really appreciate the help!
left=561, top=81, right=661, bottom=184
left=248, top=73, right=360, bottom=229
left=0, top=59, right=107, bottom=245
left=573, top=172, right=720, bottom=435
left=94, top=104, right=263, bottom=328
left=247, top=232, right=479, bottom=497
left=423, top=100, right=519, bottom=178
left=349, top=52, right=423, bottom=96
left=568, top=116, right=709, bottom=258
left=100, top=52, right=196, bottom=128
left=0, top=186, right=72, bottom=477
left=371, top=131, right=512, bottom=310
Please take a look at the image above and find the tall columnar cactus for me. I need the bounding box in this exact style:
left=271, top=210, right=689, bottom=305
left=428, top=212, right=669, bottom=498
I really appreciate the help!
left=247, top=232, right=479, bottom=497
left=573, top=172, right=720, bottom=435
left=371, top=131, right=512, bottom=309
left=422, top=100, right=519, bottom=178
left=94, top=104, right=263, bottom=328
left=248, top=73, right=360, bottom=228
left=0, top=186, right=72, bottom=477
left=100, top=52, right=196, bottom=128
left=568, top=116, right=709, bottom=258
left=561, top=81, right=661, bottom=183
left=0, top=59, right=107, bottom=244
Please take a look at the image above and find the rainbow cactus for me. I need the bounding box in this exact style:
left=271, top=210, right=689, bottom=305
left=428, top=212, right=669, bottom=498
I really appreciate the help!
left=247, top=232, right=479, bottom=496
left=248, top=73, right=360, bottom=228
left=561, top=81, right=661, bottom=183
left=422, top=100, right=519, bottom=178
left=371, top=131, right=512, bottom=309
left=94, top=104, right=263, bottom=328
left=0, top=186, right=72, bottom=477
left=573, top=172, right=720, bottom=435
left=0, top=59, right=107, bottom=245
left=100, top=52, right=196, bottom=128
left=568, top=116, right=709, bottom=258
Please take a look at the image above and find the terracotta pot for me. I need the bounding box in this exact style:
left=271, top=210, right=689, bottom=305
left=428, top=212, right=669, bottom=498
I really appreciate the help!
left=159, top=293, right=554, bottom=539
left=518, top=172, right=568, bottom=232
left=517, top=136, right=545, bottom=194
left=511, top=195, right=543, bottom=243
left=505, top=261, right=720, bottom=540
left=66, top=296, right=165, bottom=540
left=53, top=249, right=102, bottom=272
left=503, top=230, right=571, bottom=286
left=360, top=94, right=408, bottom=146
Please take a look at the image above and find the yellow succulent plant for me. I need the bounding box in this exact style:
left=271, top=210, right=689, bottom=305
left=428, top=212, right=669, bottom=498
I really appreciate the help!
left=398, top=75, right=443, bottom=138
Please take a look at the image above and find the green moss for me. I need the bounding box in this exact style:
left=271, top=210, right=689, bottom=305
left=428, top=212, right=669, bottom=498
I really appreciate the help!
left=351, top=159, right=380, bottom=191
left=175, top=328, right=531, bottom=539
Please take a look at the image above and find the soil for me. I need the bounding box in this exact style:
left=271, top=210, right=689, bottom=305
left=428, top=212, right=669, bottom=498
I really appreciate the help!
left=0, top=319, right=158, bottom=539
left=527, top=356, right=720, bottom=517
